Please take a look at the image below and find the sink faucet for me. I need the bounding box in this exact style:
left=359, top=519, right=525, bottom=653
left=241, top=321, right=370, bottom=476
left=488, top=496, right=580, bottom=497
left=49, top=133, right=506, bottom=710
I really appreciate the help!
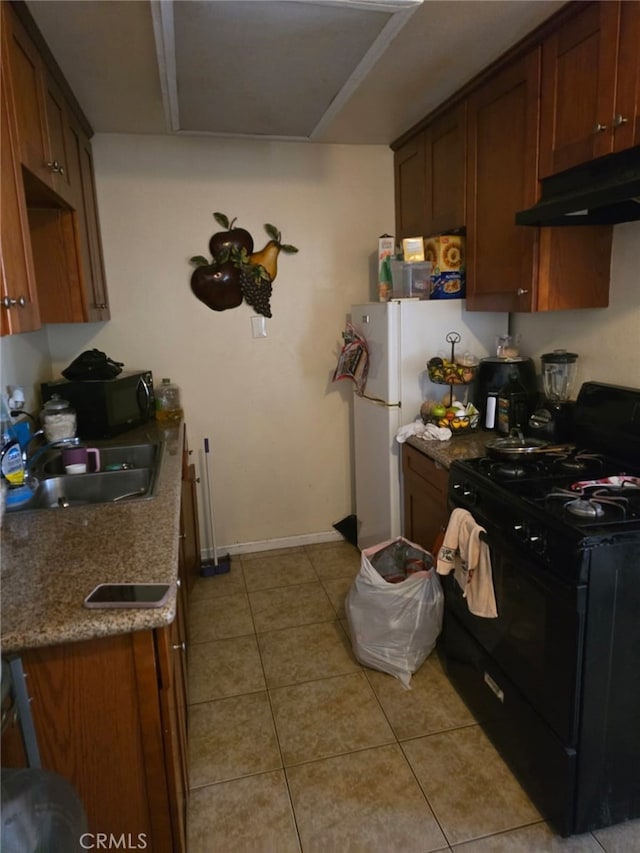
left=23, top=432, right=81, bottom=474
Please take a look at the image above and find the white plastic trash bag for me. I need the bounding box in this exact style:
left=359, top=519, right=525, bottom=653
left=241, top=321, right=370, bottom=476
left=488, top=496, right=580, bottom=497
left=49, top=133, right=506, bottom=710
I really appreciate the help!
left=345, top=536, right=444, bottom=689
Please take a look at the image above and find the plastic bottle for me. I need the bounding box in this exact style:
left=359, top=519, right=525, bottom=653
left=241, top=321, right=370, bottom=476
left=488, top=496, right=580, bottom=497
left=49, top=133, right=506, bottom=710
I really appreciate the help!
left=155, top=378, right=184, bottom=424
left=1, top=395, right=26, bottom=489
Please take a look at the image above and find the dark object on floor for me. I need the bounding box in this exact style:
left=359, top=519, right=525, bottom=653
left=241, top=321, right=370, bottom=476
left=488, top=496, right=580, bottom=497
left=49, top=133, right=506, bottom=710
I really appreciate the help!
left=333, top=514, right=358, bottom=547
left=200, top=554, right=231, bottom=577
left=1, top=768, right=88, bottom=852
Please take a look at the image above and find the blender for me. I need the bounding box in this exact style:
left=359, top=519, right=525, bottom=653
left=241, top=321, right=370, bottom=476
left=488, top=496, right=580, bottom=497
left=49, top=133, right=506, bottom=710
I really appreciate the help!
left=527, top=350, right=579, bottom=441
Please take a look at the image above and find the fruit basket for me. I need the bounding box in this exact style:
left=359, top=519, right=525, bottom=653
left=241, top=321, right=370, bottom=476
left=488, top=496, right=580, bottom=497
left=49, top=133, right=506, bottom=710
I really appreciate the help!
left=426, top=331, right=478, bottom=384
left=423, top=331, right=480, bottom=435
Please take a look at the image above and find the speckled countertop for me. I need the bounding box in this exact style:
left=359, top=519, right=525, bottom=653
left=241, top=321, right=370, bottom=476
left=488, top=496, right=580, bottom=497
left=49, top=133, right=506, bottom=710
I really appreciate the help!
left=0, top=422, right=184, bottom=654
left=404, top=431, right=491, bottom=468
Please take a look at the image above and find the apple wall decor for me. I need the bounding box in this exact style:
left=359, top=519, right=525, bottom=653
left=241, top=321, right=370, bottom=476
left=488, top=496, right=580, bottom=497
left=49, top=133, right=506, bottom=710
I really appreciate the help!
left=189, top=213, right=298, bottom=317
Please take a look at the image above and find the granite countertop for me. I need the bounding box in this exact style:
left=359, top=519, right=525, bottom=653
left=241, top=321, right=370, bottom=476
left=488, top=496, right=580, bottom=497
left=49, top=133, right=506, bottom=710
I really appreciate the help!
left=0, top=422, right=184, bottom=654
left=404, top=431, right=490, bottom=468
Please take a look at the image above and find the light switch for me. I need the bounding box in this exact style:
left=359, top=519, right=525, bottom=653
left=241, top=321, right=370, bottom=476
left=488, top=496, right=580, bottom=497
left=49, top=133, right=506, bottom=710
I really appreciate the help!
left=251, top=315, right=267, bottom=338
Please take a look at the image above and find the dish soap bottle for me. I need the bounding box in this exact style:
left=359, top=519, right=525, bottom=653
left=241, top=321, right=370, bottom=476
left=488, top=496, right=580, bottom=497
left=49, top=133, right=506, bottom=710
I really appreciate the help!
left=1, top=396, right=25, bottom=488
left=496, top=370, right=529, bottom=436
left=155, top=378, right=184, bottom=424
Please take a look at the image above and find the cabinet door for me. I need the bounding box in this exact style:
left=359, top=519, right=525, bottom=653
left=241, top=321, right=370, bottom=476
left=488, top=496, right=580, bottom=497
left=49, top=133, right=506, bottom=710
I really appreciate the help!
left=156, top=617, right=188, bottom=853
left=402, top=445, right=449, bottom=553
left=613, top=0, right=640, bottom=152
left=21, top=634, right=160, bottom=842
left=539, top=2, right=620, bottom=176
left=424, top=101, right=467, bottom=235
left=66, top=115, right=110, bottom=320
left=181, top=426, right=201, bottom=596
left=1, top=44, right=41, bottom=335
left=42, top=71, right=75, bottom=205
left=465, top=49, right=541, bottom=312
left=394, top=132, right=427, bottom=239
left=4, top=6, right=51, bottom=188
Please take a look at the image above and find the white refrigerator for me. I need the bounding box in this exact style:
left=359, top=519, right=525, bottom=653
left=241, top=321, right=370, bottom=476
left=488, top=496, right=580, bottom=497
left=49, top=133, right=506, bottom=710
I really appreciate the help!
left=351, top=299, right=507, bottom=550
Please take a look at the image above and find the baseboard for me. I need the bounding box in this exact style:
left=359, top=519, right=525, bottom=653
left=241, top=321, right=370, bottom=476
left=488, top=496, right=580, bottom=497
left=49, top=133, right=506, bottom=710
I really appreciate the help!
left=199, top=528, right=344, bottom=560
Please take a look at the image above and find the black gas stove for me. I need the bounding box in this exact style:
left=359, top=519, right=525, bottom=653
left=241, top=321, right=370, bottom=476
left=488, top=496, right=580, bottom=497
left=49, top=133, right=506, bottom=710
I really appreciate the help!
left=441, top=382, right=640, bottom=837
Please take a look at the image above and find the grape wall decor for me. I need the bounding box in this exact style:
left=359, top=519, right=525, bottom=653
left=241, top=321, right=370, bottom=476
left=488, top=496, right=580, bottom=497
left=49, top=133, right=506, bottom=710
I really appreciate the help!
left=190, top=213, right=298, bottom=317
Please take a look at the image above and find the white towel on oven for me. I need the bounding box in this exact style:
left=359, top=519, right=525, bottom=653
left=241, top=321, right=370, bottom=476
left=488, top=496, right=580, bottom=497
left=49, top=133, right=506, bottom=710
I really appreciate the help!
left=437, top=507, right=498, bottom=618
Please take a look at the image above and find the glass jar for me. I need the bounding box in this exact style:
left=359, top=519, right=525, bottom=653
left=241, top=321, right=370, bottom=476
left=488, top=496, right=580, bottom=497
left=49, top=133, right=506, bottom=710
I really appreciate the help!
left=41, top=395, right=77, bottom=442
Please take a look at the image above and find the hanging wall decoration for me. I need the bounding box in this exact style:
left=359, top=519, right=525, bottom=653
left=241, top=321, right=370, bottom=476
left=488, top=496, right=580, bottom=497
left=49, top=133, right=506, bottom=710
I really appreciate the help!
left=190, top=212, right=298, bottom=317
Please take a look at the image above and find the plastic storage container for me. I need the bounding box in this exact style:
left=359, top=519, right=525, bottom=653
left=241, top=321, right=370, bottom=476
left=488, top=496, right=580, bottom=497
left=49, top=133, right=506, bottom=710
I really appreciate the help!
left=155, top=378, right=184, bottom=424
left=40, top=395, right=76, bottom=443
left=390, top=260, right=432, bottom=299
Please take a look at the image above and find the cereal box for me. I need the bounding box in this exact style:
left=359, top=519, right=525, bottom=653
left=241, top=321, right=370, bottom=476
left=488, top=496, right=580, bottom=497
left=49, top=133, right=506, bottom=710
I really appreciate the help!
left=378, top=235, right=395, bottom=302
left=424, top=234, right=465, bottom=299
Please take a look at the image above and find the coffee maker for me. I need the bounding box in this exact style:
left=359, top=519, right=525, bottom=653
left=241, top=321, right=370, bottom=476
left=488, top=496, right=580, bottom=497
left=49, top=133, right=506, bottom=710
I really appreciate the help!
left=527, top=350, right=578, bottom=442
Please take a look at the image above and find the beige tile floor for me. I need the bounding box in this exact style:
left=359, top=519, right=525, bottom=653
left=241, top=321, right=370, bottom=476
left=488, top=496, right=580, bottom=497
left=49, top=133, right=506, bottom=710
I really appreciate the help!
left=186, top=541, right=640, bottom=852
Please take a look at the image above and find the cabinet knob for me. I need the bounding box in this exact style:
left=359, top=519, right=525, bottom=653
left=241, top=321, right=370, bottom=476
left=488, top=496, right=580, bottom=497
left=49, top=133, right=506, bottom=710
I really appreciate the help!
left=516, top=288, right=529, bottom=296
left=47, top=159, right=65, bottom=175
left=172, top=642, right=186, bottom=652
left=612, top=114, right=628, bottom=128
left=2, top=295, right=27, bottom=308
left=592, top=123, right=607, bottom=134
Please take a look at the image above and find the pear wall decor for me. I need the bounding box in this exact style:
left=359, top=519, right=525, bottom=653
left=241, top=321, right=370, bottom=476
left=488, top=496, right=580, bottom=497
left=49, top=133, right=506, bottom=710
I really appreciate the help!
left=190, top=213, right=298, bottom=317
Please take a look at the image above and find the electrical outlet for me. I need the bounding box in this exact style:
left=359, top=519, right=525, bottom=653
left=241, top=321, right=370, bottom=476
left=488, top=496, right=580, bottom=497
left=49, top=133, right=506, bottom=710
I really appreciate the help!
left=251, top=316, right=267, bottom=338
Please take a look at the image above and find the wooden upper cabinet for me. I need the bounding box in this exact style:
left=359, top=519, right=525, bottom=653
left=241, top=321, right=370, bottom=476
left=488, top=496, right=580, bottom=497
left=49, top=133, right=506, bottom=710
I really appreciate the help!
left=1, top=25, right=41, bottom=335
left=394, top=101, right=467, bottom=241
left=466, top=49, right=541, bottom=312
left=465, top=46, right=612, bottom=313
left=394, top=132, right=427, bottom=239
left=66, top=115, right=110, bottom=320
left=539, top=1, right=640, bottom=178
left=424, top=100, right=466, bottom=235
left=5, top=7, right=74, bottom=205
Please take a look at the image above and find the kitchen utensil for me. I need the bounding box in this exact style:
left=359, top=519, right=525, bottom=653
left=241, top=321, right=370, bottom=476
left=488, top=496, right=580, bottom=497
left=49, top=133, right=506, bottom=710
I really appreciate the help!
left=485, top=434, right=574, bottom=460
left=200, top=437, right=231, bottom=576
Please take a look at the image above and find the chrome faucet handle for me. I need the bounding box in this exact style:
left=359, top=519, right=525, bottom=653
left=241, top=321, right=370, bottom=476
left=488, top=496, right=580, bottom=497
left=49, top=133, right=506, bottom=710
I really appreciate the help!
left=23, top=435, right=81, bottom=472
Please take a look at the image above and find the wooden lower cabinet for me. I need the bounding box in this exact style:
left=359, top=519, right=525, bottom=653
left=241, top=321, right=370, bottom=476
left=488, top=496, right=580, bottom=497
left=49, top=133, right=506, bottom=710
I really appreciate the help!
left=5, top=611, right=188, bottom=852
left=402, top=444, right=449, bottom=554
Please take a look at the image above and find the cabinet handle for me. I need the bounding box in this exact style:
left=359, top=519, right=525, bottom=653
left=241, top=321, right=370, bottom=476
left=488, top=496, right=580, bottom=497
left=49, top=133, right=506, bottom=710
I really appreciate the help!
left=172, top=642, right=186, bottom=652
left=592, top=123, right=607, bottom=134
left=516, top=288, right=529, bottom=296
left=2, top=296, right=27, bottom=308
left=47, top=159, right=65, bottom=175
left=612, top=114, right=628, bottom=128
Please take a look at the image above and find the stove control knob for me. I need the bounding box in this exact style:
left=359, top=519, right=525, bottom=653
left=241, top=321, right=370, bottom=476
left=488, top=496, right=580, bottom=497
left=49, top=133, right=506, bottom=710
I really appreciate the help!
left=513, top=523, right=528, bottom=539
left=528, top=530, right=546, bottom=554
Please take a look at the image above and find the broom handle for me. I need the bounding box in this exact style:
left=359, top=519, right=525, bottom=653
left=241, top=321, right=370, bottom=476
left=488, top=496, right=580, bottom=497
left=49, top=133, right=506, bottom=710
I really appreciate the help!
left=203, top=437, right=218, bottom=566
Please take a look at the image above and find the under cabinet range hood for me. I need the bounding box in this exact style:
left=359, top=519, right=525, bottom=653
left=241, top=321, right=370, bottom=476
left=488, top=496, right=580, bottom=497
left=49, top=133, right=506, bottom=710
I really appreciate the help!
left=516, top=146, right=640, bottom=226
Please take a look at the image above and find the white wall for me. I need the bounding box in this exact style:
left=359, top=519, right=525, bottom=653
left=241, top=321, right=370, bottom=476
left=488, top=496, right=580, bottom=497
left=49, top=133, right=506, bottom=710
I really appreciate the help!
left=44, top=135, right=394, bottom=551
left=511, top=221, right=640, bottom=389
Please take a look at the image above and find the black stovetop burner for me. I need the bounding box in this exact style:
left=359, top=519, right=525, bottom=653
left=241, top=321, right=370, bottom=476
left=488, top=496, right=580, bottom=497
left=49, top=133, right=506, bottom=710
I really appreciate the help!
left=456, top=450, right=640, bottom=532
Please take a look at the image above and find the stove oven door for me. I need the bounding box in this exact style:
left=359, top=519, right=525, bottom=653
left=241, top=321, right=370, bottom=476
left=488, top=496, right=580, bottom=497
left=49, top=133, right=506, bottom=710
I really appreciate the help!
left=443, top=517, right=587, bottom=746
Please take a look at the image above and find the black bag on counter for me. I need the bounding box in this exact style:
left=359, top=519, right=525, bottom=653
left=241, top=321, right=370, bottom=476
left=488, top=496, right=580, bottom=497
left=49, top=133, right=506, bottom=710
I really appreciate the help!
left=61, top=349, right=124, bottom=381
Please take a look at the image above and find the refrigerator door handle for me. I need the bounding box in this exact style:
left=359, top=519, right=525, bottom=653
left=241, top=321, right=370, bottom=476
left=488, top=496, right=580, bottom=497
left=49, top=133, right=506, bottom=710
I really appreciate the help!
left=359, top=393, right=401, bottom=408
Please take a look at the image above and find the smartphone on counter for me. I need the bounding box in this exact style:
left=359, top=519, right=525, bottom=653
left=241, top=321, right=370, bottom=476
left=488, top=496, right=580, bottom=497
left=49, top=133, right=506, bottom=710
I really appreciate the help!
left=83, top=583, right=172, bottom=609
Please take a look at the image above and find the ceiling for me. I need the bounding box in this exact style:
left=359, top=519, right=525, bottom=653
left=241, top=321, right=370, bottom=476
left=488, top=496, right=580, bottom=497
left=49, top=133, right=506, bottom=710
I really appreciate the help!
left=26, top=0, right=567, bottom=146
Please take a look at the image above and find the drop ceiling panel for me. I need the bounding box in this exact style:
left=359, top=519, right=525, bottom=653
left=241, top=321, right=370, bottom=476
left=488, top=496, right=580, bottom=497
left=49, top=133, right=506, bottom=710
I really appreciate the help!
left=173, top=1, right=392, bottom=137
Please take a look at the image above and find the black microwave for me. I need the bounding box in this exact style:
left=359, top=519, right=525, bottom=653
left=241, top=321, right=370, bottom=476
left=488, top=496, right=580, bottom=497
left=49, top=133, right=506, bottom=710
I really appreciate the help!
left=41, top=371, right=155, bottom=439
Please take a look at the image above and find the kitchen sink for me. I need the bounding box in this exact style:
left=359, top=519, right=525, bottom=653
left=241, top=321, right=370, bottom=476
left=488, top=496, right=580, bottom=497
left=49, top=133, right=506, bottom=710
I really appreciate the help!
left=7, top=442, right=163, bottom=512
left=38, top=442, right=161, bottom=476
